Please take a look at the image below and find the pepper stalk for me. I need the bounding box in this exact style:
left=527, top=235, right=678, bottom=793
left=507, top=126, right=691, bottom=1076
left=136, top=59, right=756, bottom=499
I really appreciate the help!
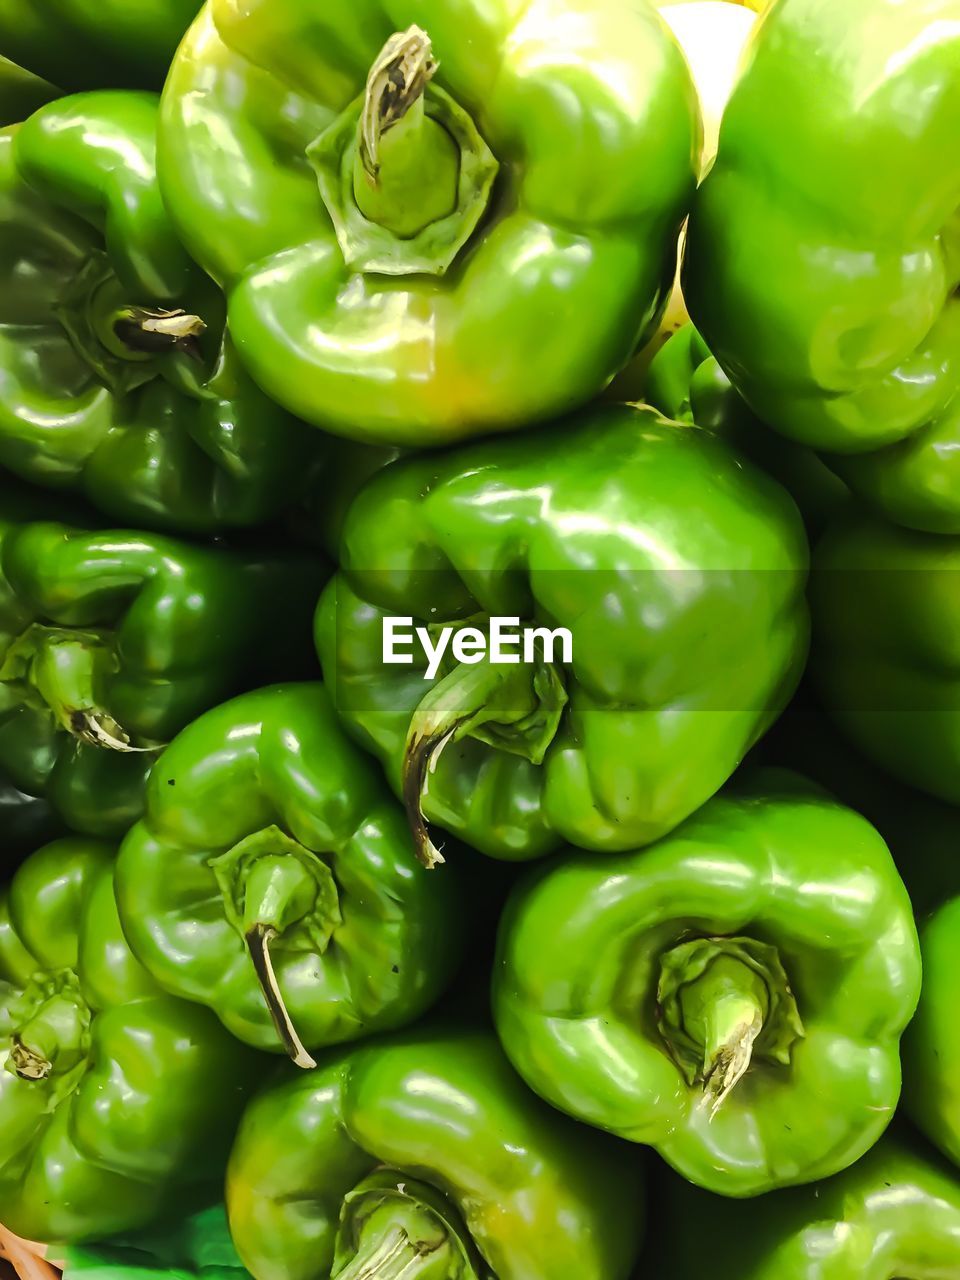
left=403, top=654, right=567, bottom=869
left=308, top=26, right=499, bottom=277
left=333, top=1176, right=481, bottom=1280
left=212, top=828, right=344, bottom=1069
left=657, top=936, right=804, bottom=1115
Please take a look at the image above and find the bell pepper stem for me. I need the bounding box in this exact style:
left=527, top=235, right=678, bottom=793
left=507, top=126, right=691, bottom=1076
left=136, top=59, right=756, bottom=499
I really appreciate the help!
left=334, top=1174, right=480, bottom=1280
left=359, top=26, right=438, bottom=181
left=353, top=27, right=459, bottom=238
left=658, top=937, right=804, bottom=1114
left=1, top=626, right=157, bottom=753
left=403, top=725, right=454, bottom=870
left=8, top=991, right=90, bottom=1081
left=245, top=924, right=317, bottom=1071
left=334, top=1227, right=440, bottom=1280
left=699, top=993, right=765, bottom=1118
left=9, top=1038, right=51, bottom=1082
left=334, top=1196, right=459, bottom=1280
left=111, top=306, right=206, bottom=359
left=310, top=23, right=498, bottom=274
left=403, top=657, right=565, bottom=868
left=403, top=661, right=523, bottom=869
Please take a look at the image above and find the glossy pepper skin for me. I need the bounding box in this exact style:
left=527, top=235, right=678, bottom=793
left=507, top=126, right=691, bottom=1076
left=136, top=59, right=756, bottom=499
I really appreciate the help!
left=116, top=684, right=466, bottom=1067
left=645, top=326, right=848, bottom=540
left=903, top=898, right=960, bottom=1170
left=227, top=1027, right=645, bottom=1280
left=683, top=0, right=960, bottom=535
left=0, top=58, right=57, bottom=126
left=316, top=403, right=808, bottom=864
left=0, top=479, right=325, bottom=837
left=812, top=508, right=960, bottom=804
left=0, top=840, right=261, bottom=1244
left=156, top=0, right=699, bottom=447
left=0, top=1, right=201, bottom=92
left=652, top=1130, right=960, bottom=1278
left=0, top=92, right=323, bottom=534
left=493, top=771, right=921, bottom=1197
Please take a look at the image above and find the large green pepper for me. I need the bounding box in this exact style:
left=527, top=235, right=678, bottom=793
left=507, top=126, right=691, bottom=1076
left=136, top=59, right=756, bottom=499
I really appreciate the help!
left=0, top=1, right=201, bottom=91
left=492, top=771, right=921, bottom=1196
left=0, top=57, right=57, bottom=126
left=651, top=1130, right=960, bottom=1277
left=0, top=840, right=261, bottom=1244
left=812, top=508, right=960, bottom=804
left=0, top=91, right=323, bottom=534
left=116, top=684, right=467, bottom=1068
left=761, top=693, right=960, bottom=1241
left=645, top=325, right=848, bottom=539
left=683, top=0, right=960, bottom=534
left=316, top=403, right=808, bottom=865
left=156, top=0, right=699, bottom=447
left=226, top=1027, right=645, bottom=1280
left=0, top=478, right=324, bottom=837
left=903, top=897, right=960, bottom=1171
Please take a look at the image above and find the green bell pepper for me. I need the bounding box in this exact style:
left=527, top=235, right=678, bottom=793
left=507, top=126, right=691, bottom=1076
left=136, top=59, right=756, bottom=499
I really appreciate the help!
left=0, top=769, right=62, bottom=864
left=0, top=839, right=261, bottom=1244
left=683, top=0, right=960, bottom=534
left=0, top=57, right=58, bottom=126
left=812, top=508, right=960, bottom=804
left=0, top=1, right=201, bottom=91
left=492, top=771, right=921, bottom=1197
left=645, top=326, right=848, bottom=539
left=316, top=402, right=808, bottom=865
left=156, top=0, right=699, bottom=447
left=0, top=91, right=324, bottom=534
left=0, top=477, right=324, bottom=837
left=903, top=897, right=960, bottom=1171
left=226, top=1027, right=645, bottom=1280
left=116, top=683, right=467, bottom=1068
left=652, top=1130, right=960, bottom=1278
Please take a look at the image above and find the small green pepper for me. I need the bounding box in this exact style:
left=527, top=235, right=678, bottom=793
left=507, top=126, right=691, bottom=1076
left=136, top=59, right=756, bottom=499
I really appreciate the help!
left=117, top=684, right=467, bottom=1066
left=0, top=476, right=325, bottom=836
left=226, top=1027, right=645, bottom=1280
left=683, top=0, right=960, bottom=534
left=156, top=0, right=699, bottom=446
left=0, top=840, right=261, bottom=1243
left=652, top=1129, right=960, bottom=1278
left=493, top=771, right=921, bottom=1196
left=0, top=91, right=324, bottom=534
left=317, top=403, right=808, bottom=864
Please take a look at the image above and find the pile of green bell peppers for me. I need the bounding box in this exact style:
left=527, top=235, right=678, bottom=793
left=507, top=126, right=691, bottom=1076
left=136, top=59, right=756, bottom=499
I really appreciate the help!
left=0, top=1, right=959, bottom=1277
